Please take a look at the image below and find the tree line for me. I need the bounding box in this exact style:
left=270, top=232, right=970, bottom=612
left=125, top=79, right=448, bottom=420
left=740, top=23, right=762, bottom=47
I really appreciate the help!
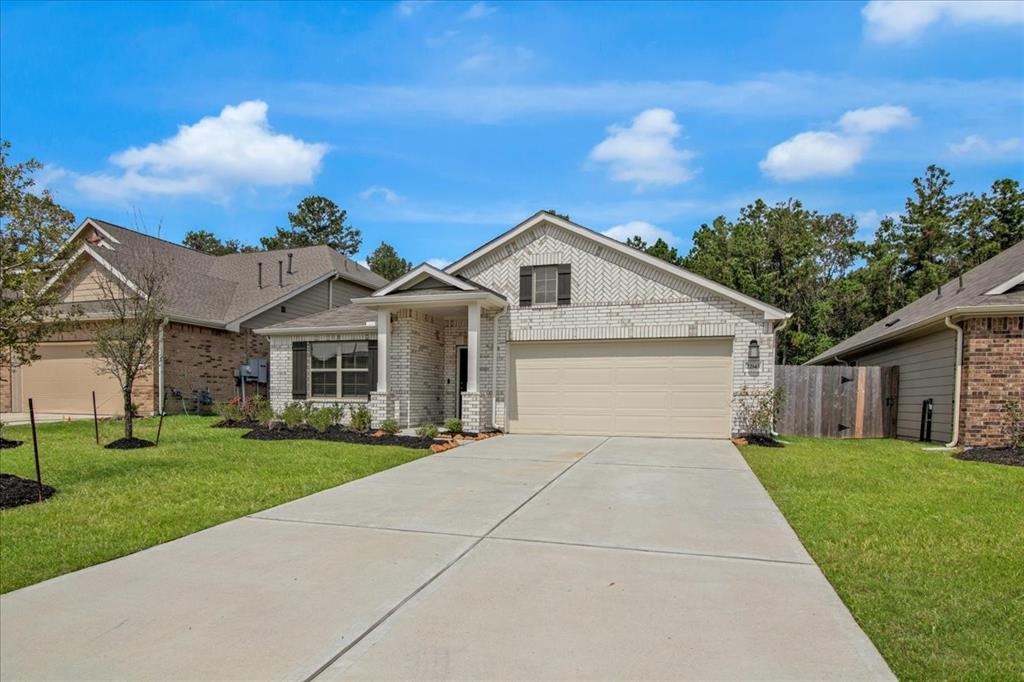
left=626, top=166, right=1022, bottom=364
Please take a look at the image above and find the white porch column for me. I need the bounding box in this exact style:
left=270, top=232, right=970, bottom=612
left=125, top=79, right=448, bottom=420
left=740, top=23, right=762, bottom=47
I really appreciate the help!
left=376, top=309, right=389, bottom=393
left=467, top=302, right=480, bottom=393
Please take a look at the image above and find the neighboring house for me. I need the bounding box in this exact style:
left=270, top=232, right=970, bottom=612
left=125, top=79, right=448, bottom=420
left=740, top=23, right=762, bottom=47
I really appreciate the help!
left=0, top=218, right=386, bottom=416
left=258, top=211, right=790, bottom=438
left=808, top=240, right=1024, bottom=447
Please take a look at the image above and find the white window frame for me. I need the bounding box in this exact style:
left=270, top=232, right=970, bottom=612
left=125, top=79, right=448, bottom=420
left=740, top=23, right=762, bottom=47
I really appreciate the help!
left=309, top=341, right=370, bottom=399
left=532, top=265, right=558, bottom=305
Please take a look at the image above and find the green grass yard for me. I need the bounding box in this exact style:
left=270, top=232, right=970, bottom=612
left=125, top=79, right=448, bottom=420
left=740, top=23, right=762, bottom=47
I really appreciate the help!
left=0, top=416, right=427, bottom=594
left=741, top=436, right=1024, bottom=681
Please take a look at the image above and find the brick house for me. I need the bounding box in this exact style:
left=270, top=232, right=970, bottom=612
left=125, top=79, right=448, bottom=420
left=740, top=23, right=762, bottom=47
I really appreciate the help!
left=0, top=218, right=386, bottom=416
left=258, top=211, right=791, bottom=438
left=808, top=240, right=1024, bottom=448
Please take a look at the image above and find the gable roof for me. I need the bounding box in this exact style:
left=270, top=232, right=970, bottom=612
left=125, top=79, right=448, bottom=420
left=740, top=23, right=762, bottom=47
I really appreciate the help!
left=255, top=303, right=377, bottom=334
left=52, top=218, right=387, bottom=330
left=807, top=239, right=1024, bottom=365
left=444, top=211, right=790, bottom=320
left=372, top=263, right=479, bottom=296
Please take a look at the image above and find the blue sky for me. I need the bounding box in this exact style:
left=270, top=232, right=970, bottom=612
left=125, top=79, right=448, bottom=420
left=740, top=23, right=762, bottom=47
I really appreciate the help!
left=2, top=1, right=1022, bottom=267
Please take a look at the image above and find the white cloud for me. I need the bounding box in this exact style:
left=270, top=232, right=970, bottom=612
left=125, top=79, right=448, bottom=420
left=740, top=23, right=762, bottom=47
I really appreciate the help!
left=74, top=100, right=327, bottom=201
left=589, top=108, right=696, bottom=190
left=948, top=134, right=1023, bottom=157
left=360, top=185, right=401, bottom=203
left=602, top=220, right=681, bottom=246
left=396, top=0, right=431, bottom=17
left=426, top=258, right=451, bottom=269
left=462, top=2, right=496, bottom=19
left=837, top=105, right=916, bottom=134
left=863, top=0, right=1024, bottom=43
left=760, top=105, right=913, bottom=181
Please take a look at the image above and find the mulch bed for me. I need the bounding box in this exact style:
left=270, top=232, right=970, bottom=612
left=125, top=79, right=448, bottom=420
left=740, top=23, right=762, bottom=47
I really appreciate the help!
left=955, top=447, right=1023, bottom=467
left=0, top=438, right=24, bottom=449
left=1, top=473, right=56, bottom=509
left=212, top=420, right=264, bottom=429
left=733, top=434, right=785, bottom=448
left=242, top=424, right=435, bottom=450
left=104, top=437, right=157, bottom=450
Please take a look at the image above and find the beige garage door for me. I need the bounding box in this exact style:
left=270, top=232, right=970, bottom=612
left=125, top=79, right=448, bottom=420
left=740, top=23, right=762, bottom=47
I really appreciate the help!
left=508, top=338, right=733, bottom=438
left=20, top=343, right=123, bottom=415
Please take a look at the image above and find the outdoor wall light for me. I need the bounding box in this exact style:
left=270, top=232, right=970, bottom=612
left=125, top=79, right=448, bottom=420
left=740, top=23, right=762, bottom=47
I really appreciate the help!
left=748, top=340, right=760, bottom=363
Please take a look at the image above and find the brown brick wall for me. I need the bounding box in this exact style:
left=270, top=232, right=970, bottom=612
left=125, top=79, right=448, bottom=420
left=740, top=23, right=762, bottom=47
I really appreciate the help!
left=959, top=316, right=1024, bottom=448
left=161, top=323, right=268, bottom=412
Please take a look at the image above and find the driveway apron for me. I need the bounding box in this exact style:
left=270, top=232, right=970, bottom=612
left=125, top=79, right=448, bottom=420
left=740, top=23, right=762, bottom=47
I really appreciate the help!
left=0, top=435, right=893, bottom=681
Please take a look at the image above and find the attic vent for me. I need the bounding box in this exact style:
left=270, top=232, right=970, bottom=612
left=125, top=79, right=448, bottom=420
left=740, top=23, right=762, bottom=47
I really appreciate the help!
left=287, top=253, right=293, bottom=274
left=884, top=318, right=900, bottom=327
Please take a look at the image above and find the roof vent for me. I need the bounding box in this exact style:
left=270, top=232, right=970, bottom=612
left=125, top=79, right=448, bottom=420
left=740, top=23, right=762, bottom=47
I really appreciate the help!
left=257, top=262, right=263, bottom=289
left=278, top=260, right=284, bottom=287
left=884, top=318, right=900, bottom=328
left=958, top=274, right=964, bottom=290
left=287, top=253, right=293, bottom=274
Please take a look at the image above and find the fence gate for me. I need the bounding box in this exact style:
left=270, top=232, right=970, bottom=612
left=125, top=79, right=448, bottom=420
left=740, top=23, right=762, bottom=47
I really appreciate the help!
left=774, top=365, right=899, bottom=439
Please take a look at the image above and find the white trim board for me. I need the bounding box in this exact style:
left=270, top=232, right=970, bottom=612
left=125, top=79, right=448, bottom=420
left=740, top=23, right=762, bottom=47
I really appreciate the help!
left=372, top=263, right=477, bottom=296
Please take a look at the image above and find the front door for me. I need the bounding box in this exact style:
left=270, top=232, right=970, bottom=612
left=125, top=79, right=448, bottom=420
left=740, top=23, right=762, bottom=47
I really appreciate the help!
left=457, top=346, right=468, bottom=418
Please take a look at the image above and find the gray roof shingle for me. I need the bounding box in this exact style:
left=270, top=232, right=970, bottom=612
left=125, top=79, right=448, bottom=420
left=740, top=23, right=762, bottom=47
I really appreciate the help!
left=79, top=219, right=387, bottom=327
left=808, top=240, right=1024, bottom=364
left=257, top=304, right=377, bottom=331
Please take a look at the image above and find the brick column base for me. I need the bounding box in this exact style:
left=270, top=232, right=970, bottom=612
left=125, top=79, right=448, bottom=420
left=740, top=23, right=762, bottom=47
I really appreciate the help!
left=369, top=391, right=392, bottom=429
left=461, top=391, right=484, bottom=433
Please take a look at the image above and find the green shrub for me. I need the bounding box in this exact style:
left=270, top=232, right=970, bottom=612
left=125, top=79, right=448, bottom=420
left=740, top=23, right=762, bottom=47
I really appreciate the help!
left=416, top=422, right=439, bottom=439
left=307, top=407, right=334, bottom=433
left=350, top=404, right=372, bottom=432
left=444, top=418, right=463, bottom=434
left=279, top=402, right=306, bottom=429
left=239, top=395, right=271, bottom=423
left=324, top=403, right=345, bottom=426
left=380, top=418, right=400, bottom=435
left=213, top=400, right=242, bottom=422
left=1004, top=400, right=1024, bottom=451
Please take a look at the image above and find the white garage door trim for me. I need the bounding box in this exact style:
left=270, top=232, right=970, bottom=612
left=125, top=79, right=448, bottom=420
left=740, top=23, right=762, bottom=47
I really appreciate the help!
left=507, top=338, right=734, bottom=439
left=19, top=342, right=123, bottom=415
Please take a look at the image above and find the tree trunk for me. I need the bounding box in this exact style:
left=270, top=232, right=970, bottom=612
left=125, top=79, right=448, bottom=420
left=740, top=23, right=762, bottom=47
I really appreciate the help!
left=123, top=386, right=133, bottom=439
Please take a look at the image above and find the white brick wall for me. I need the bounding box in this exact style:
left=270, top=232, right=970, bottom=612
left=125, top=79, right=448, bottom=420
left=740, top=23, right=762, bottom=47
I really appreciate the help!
left=459, top=221, right=776, bottom=433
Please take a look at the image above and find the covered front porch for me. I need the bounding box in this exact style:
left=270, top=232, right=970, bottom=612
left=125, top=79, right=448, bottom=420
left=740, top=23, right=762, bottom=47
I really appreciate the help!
left=353, top=265, right=508, bottom=433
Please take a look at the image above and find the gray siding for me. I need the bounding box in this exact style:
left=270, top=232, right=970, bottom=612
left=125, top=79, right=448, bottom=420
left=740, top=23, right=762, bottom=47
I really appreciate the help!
left=243, top=278, right=372, bottom=329
left=850, top=329, right=956, bottom=442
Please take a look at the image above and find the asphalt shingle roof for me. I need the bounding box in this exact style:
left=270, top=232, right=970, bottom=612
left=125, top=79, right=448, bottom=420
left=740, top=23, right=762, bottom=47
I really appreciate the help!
left=78, top=219, right=387, bottom=327
left=808, top=240, right=1024, bottom=364
left=258, top=304, right=377, bottom=330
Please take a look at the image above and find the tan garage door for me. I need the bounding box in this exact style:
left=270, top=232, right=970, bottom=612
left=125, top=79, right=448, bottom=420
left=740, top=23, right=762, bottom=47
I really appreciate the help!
left=20, top=343, right=123, bottom=415
left=508, top=338, right=733, bottom=438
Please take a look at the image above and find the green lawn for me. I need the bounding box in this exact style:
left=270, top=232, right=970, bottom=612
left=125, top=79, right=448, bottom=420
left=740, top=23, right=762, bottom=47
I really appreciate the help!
left=0, top=416, right=428, bottom=594
left=741, top=436, right=1024, bottom=681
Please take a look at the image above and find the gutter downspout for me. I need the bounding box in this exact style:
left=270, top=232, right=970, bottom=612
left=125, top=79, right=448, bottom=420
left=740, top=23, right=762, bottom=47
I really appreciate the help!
left=157, top=317, right=169, bottom=415
left=491, top=308, right=506, bottom=429
left=944, top=316, right=963, bottom=448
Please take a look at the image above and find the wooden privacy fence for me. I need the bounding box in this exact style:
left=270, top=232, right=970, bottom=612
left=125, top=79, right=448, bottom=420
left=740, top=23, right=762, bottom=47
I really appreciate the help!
left=775, top=365, right=899, bottom=439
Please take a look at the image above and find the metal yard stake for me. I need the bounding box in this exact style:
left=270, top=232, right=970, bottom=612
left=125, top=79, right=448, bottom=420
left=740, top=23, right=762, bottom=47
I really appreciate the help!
left=28, top=398, right=44, bottom=503
left=156, top=411, right=165, bottom=445
left=92, top=390, right=100, bottom=444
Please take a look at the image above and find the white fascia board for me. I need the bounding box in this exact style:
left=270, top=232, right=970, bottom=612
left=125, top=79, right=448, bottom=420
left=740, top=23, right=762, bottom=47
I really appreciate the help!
left=254, top=323, right=378, bottom=336
left=68, top=218, right=121, bottom=247
left=41, top=244, right=143, bottom=297
left=353, top=291, right=507, bottom=308
left=372, top=263, right=476, bottom=296
left=225, top=272, right=336, bottom=332
left=985, top=271, right=1024, bottom=295
left=444, top=211, right=790, bottom=320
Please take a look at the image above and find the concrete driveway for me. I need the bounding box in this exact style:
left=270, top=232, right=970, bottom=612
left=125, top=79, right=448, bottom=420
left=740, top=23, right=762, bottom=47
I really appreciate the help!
left=0, top=435, right=893, bottom=681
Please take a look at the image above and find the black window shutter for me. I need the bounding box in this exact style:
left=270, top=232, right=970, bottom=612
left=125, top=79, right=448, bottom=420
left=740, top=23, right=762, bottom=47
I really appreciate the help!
left=557, top=264, right=571, bottom=306
left=519, top=266, right=533, bottom=307
left=292, top=341, right=307, bottom=399
left=368, top=339, right=378, bottom=394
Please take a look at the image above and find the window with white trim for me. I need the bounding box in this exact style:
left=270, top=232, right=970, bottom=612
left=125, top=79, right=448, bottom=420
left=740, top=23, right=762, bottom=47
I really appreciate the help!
left=532, top=265, right=558, bottom=305
left=310, top=341, right=370, bottom=398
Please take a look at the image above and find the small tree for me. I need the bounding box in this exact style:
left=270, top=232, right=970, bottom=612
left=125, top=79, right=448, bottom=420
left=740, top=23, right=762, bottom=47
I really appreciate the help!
left=1004, top=400, right=1024, bottom=453
left=259, top=195, right=361, bottom=255
left=734, top=385, right=786, bottom=438
left=90, top=244, right=168, bottom=441
left=367, top=241, right=411, bottom=281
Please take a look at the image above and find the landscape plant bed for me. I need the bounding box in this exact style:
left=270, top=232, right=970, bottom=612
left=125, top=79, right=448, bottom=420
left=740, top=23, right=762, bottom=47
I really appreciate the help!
left=211, top=419, right=264, bottom=430
left=955, top=447, right=1023, bottom=467
left=104, top=437, right=156, bottom=450
left=1, top=474, right=56, bottom=509
left=732, top=434, right=784, bottom=448
left=0, top=438, right=24, bottom=449
left=242, top=424, right=434, bottom=450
